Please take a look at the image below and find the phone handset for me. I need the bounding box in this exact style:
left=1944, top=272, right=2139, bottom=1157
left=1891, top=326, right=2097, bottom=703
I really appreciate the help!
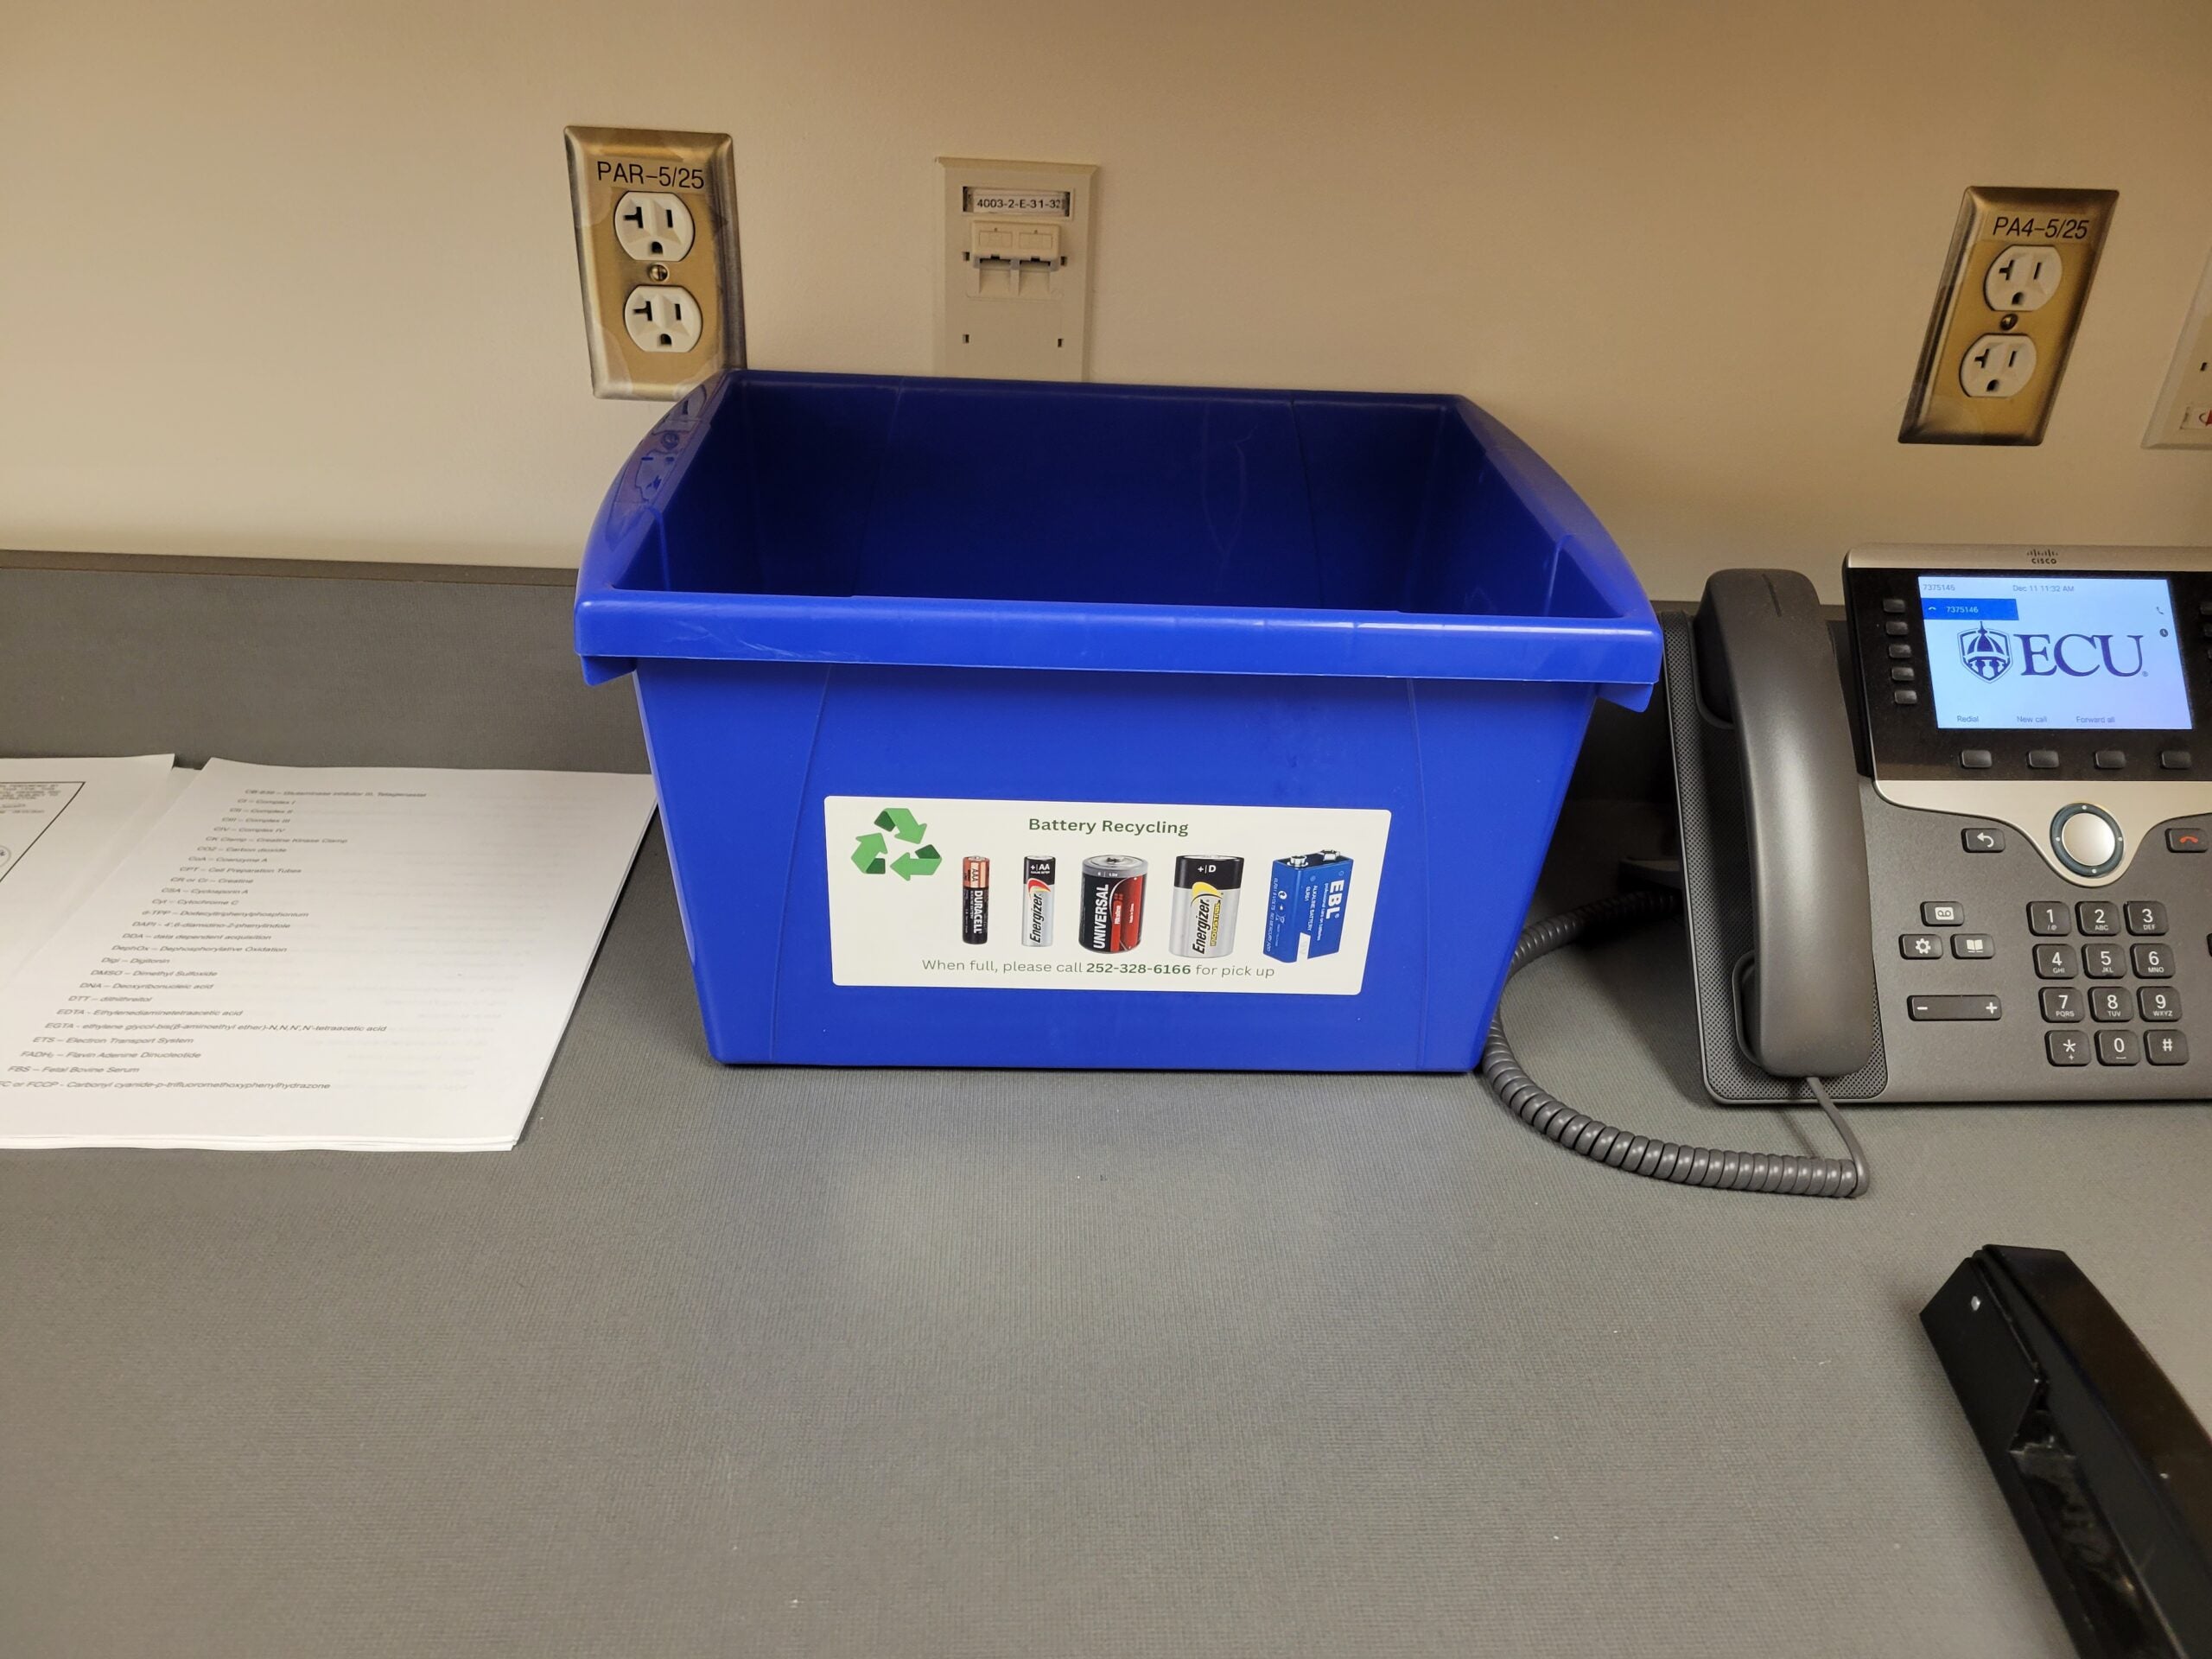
left=1692, top=569, right=1878, bottom=1079
left=1478, top=566, right=1875, bottom=1203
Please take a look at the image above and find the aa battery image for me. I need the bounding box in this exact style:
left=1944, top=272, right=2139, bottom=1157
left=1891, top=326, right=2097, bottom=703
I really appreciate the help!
left=1022, top=856, right=1056, bottom=947
left=1170, top=855, right=1243, bottom=958
left=1079, top=855, right=1147, bottom=954
left=961, top=855, right=989, bottom=944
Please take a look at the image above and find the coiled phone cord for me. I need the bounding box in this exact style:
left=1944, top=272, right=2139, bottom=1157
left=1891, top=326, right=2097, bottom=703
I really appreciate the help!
left=1479, top=889, right=1872, bottom=1198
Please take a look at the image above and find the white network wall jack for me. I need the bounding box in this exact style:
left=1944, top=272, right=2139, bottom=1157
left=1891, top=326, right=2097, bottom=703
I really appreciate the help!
left=937, top=158, right=1096, bottom=382
left=2145, top=244, right=2212, bottom=449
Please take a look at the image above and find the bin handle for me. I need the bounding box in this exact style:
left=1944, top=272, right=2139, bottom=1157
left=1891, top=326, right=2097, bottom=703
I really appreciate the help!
left=575, top=371, right=734, bottom=684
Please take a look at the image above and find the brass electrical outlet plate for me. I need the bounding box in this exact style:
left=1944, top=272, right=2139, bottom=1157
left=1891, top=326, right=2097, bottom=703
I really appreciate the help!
left=1899, top=186, right=2117, bottom=446
left=564, top=126, right=744, bottom=400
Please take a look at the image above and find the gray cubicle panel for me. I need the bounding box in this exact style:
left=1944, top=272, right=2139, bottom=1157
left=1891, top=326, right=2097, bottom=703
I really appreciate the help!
left=3, top=550, right=2207, bottom=1659
left=0, top=550, right=646, bottom=772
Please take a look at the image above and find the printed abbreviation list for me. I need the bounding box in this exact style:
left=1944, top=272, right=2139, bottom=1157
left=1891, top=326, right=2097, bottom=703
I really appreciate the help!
left=0, top=760, right=656, bottom=1149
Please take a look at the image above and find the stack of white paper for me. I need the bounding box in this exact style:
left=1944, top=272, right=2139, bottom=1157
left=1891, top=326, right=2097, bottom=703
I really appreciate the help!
left=0, top=759, right=656, bottom=1151
left=0, top=755, right=190, bottom=986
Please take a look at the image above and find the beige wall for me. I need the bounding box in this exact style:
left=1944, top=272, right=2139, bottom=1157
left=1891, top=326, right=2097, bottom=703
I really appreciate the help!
left=5, top=0, right=2211, bottom=598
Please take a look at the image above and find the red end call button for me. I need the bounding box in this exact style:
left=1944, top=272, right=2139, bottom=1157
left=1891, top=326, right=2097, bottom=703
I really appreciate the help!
left=2167, top=826, right=2207, bottom=852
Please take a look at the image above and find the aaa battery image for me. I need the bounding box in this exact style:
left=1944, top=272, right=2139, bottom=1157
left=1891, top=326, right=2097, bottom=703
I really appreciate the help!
left=1022, top=856, right=1055, bottom=946
left=962, top=856, right=989, bottom=944
left=1079, top=855, right=1147, bottom=954
left=1170, top=855, right=1243, bottom=957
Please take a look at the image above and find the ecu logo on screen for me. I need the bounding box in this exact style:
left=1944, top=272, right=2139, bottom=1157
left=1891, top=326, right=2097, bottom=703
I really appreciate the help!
left=1960, top=624, right=2013, bottom=682
left=1955, top=626, right=2151, bottom=682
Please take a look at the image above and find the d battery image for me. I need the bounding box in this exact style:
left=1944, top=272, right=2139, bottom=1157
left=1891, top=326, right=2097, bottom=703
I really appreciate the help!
left=962, top=856, right=989, bottom=944
left=1263, top=851, right=1354, bottom=963
left=1022, top=857, right=1055, bottom=947
left=1079, top=855, right=1147, bottom=954
left=1170, top=855, right=1243, bottom=958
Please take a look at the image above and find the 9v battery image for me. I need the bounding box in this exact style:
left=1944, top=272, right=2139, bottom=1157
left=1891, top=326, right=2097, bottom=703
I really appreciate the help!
left=1263, top=851, right=1352, bottom=963
left=1170, top=855, right=1242, bottom=957
left=962, top=856, right=989, bottom=944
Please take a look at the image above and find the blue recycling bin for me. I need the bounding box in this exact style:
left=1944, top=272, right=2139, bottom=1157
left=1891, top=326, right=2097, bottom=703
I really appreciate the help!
left=577, top=367, right=1660, bottom=1071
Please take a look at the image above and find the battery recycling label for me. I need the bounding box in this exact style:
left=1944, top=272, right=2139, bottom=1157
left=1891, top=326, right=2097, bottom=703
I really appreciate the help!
left=824, top=796, right=1389, bottom=994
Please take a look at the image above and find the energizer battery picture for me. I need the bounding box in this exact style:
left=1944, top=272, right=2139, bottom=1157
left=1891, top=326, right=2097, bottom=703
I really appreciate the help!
left=1170, top=855, right=1243, bottom=958
left=1021, top=857, right=1055, bottom=946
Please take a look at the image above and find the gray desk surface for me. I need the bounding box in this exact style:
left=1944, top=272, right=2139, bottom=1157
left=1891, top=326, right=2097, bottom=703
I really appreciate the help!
left=3, top=556, right=2209, bottom=1658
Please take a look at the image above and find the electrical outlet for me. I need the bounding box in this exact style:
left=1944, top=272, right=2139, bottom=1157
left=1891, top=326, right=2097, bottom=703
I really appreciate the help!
left=938, top=158, right=1096, bottom=382
left=1898, top=186, right=2117, bottom=445
left=2143, top=244, right=2212, bottom=449
left=624, top=285, right=702, bottom=353
left=1961, top=333, right=2037, bottom=397
left=1983, top=245, right=2060, bottom=312
left=614, top=192, right=695, bottom=262
left=564, top=127, right=743, bottom=399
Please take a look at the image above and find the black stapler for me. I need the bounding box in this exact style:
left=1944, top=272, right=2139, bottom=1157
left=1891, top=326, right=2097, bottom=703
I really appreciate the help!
left=1923, top=1246, right=2212, bottom=1657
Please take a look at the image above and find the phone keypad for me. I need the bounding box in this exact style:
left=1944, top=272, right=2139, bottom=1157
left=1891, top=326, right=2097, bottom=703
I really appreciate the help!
left=2020, top=893, right=2190, bottom=1072
left=1901, top=888, right=2194, bottom=1075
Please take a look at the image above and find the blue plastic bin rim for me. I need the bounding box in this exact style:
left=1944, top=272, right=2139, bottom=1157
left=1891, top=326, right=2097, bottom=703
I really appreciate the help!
left=575, top=370, right=1662, bottom=710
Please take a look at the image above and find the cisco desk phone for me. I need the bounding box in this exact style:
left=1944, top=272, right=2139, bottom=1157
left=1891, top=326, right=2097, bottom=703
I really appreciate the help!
left=1480, top=546, right=2209, bottom=1197
left=1671, top=547, right=2209, bottom=1106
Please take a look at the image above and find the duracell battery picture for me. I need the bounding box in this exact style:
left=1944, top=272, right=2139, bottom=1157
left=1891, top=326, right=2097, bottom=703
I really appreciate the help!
left=961, top=856, right=989, bottom=944
left=1079, top=855, right=1147, bottom=954
left=1022, top=857, right=1055, bottom=947
left=1170, top=855, right=1243, bottom=958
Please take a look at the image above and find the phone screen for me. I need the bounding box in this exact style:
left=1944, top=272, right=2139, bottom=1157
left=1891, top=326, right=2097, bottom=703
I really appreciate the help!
left=1916, top=573, right=2193, bottom=731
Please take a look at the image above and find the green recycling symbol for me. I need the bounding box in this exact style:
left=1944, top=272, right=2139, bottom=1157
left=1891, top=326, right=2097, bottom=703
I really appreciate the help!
left=851, top=805, right=943, bottom=880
